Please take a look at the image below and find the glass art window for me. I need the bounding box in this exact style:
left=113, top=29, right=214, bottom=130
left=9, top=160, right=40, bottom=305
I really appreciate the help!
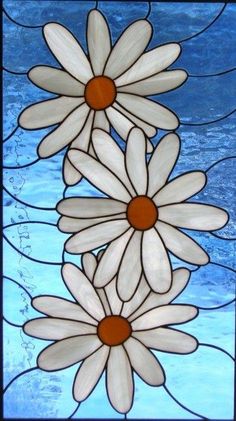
left=2, top=1, right=235, bottom=420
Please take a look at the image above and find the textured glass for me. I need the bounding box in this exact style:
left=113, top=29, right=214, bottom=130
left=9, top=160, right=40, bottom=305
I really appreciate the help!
left=3, top=1, right=235, bottom=419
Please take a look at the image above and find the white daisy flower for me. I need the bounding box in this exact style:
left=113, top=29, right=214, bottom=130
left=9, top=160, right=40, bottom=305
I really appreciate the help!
left=18, top=9, right=187, bottom=185
left=23, top=257, right=198, bottom=414
left=57, top=128, right=229, bottom=301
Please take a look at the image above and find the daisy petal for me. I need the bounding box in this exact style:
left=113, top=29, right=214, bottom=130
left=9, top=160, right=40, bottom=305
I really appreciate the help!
left=38, top=103, right=89, bottom=158
left=94, top=111, right=110, bottom=131
left=92, top=129, right=135, bottom=195
left=38, top=334, right=101, bottom=371
left=126, top=127, right=147, bottom=195
left=28, top=65, right=85, bottom=96
left=43, top=23, right=93, bottom=83
left=115, top=43, right=181, bottom=86
left=148, top=133, right=180, bottom=197
left=121, top=276, right=150, bottom=319
left=87, top=10, right=111, bottom=75
left=62, top=263, right=105, bottom=320
left=104, top=20, right=152, bottom=79
left=133, top=327, right=198, bottom=354
left=58, top=214, right=126, bottom=233
left=158, top=204, right=229, bottom=230
left=19, top=97, right=83, bottom=130
left=93, top=228, right=134, bottom=287
left=105, top=278, right=123, bottom=315
left=128, top=268, right=190, bottom=322
left=65, top=220, right=130, bottom=254
left=156, top=221, right=209, bottom=265
left=113, top=102, right=156, bottom=140
left=124, top=337, right=164, bottom=385
left=117, top=230, right=142, bottom=301
left=82, top=253, right=97, bottom=281
left=71, top=110, right=95, bottom=149
left=74, top=345, right=109, bottom=401
left=67, top=149, right=131, bottom=202
left=107, top=346, right=133, bottom=413
left=105, top=106, right=134, bottom=141
left=119, top=70, right=187, bottom=96
left=24, top=317, right=96, bottom=340
left=97, top=249, right=105, bottom=261
left=154, top=171, right=206, bottom=206
left=32, top=296, right=97, bottom=325
left=117, top=93, right=179, bottom=130
left=142, top=228, right=172, bottom=293
left=63, top=156, right=83, bottom=186
left=132, top=304, right=198, bottom=331
left=96, top=289, right=111, bottom=315
left=57, top=197, right=126, bottom=218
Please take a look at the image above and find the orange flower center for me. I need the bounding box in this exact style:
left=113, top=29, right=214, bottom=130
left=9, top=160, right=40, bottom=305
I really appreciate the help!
left=97, top=315, right=132, bottom=346
left=84, top=76, right=116, bottom=110
left=127, top=196, right=158, bottom=230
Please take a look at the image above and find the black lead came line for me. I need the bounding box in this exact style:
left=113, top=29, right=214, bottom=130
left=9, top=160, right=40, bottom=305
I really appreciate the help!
left=3, top=185, right=56, bottom=211
left=3, top=125, right=19, bottom=143
left=188, top=67, right=236, bottom=78
left=2, top=6, right=43, bottom=28
left=180, top=108, right=236, bottom=127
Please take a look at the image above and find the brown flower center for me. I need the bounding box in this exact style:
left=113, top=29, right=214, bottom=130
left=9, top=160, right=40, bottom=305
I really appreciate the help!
left=97, top=315, right=132, bottom=346
left=84, top=76, right=116, bottom=110
left=127, top=196, right=158, bottom=230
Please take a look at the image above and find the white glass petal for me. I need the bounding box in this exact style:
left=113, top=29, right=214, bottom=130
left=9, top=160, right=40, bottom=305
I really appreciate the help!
left=106, top=106, right=134, bottom=140
left=121, top=276, right=150, bottom=319
left=38, top=103, right=89, bottom=158
left=92, top=128, right=135, bottom=196
left=118, top=70, right=187, bottom=96
left=96, top=289, right=111, bottom=315
left=115, top=43, right=181, bottom=86
left=107, top=346, right=133, bottom=413
left=105, top=278, right=123, bottom=315
left=38, top=335, right=101, bottom=371
left=32, top=296, right=97, bottom=325
left=28, top=65, right=85, bottom=96
left=63, top=156, right=83, bottom=186
left=156, top=220, right=209, bottom=265
left=73, top=345, right=109, bottom=401
left=19, top=97, right=83, bottom=129
left=154, top=171, right=206, bottom=206
left=132, top=304, right=198, bottom=331
left=58, top=214, right=126, bottom=233
left=87, top=10, right=111, bottom=75
left=159, top=203, right=228, bottom=230
left=148, top=133, right=180, bottom=197
left=67, top=149, right=131, bottom=202
left=93, top=228, right=134, bottom=287
left=24, top=317, right=96, bottom=340
left=124, top=337, right=164, bottom=385
left=66, top=219, right=130, bottom=254
left=129, top=268, right=190, bottom=321
left=97, top=249, right=105, bottom=261
left=126, top=127, right=147, bottom=195
left=62, top=263, right=105, bottom=320
left=133, top=327, right=198, bottom=354
left=104, top=20, right=152, bottom=79
left=43, top=23, right=93, bottom=83
left=117, top=93, right=179, bottom=130
left=113, top=102, right=156, bottom=140
left=142, top=228, right=172, bottom=293
left=117, top=230, right=142, bottom=301
left=82, top=252, right=97, bottom=281
left=94, top=111, right=110, bottom=131
left=57, top=197, right=126, bottom=218
left=71, top=110, right=94, bottom=150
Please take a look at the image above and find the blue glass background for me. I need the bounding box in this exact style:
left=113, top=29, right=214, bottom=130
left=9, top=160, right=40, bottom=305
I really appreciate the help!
left=3, top=1, right=235, bottom=419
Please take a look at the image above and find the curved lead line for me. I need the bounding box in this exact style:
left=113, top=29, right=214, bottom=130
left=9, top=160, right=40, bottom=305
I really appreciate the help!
left=2, top=6, right=43, bottom=28
left=197, top=298, right=235, bottom=311
left=3, top=185, right=56, bottom=211
left=210, top=231, right=236, bottom=241
left=3, top=316, right=22, bottom=328
left=3, top=366, right=38, bottom=394
left=63, top=185, right=68, bottom=199
left=3, top=125, right=19, bottom=143
left=3, top=221, right=57, bottom=230
left=68, top=403, right=81, bottom=419
left=3, top=158, right=41, bottom=170
left=199, top=343, right=235, bottom=362
left=145, top=1, right=151, bottom=20
left=205, top=155, right=236, bottom=173
left=3, top=66, right=28, bottom=75
left=3, top=233, right=63, bottom=266
left=180, top=108, right=236, bottom=126
left=3, top=275, right=33, bottom=299
left=189, top=67, right=236, bottom=78
left=163, top=384, right=209, bottom=420
left=210, top=261, right=236, bottom=274
left=178, top=3, right=227, bottom=44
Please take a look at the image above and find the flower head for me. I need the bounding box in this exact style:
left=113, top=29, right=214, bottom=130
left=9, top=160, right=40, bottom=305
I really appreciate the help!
left=23, top=255, right=198, bottom=414
left=18, top=9, right=186, bottom=185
